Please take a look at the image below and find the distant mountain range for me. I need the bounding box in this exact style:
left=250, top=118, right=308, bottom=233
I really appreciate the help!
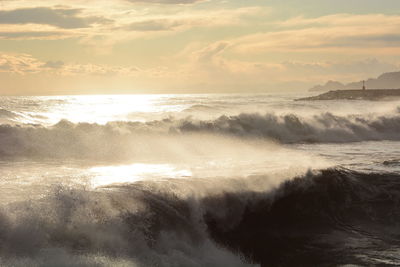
left=309, top=71, right=400, bottom=92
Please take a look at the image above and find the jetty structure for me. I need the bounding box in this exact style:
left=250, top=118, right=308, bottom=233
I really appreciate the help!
left=296, top=81, right=400, bottom=101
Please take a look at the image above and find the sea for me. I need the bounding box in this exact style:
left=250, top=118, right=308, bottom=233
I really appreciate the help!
left=0, top=93, right=400, bottom=266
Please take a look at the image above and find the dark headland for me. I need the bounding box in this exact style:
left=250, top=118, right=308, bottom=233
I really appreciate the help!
left=296, top=89, right=400, bottom=101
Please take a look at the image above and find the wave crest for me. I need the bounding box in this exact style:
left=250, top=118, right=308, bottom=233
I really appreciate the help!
left=177, top=111, right=400, bottom=143
left=1, top=168, right=400, bottom=266
left=0, top=110, right=399, bottom=159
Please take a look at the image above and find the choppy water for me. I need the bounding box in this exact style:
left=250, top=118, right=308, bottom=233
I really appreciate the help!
left=0, top=93, right=400, bottom=266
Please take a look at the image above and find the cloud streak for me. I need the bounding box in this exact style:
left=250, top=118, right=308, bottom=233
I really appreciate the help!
left=0, top=7, right=111, bottom=29
left=0, top=31, right=66, bottom=39
left=230, top=14, right=400, bottom=54
left=125, top=0, right=204, bottom=4
left=127, top=19, right=183, bottom=31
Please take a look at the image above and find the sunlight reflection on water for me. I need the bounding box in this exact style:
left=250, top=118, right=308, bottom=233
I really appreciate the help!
left=90, top=163, right=192, bottom=187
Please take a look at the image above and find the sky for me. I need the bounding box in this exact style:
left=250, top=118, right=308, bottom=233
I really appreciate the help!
left=1, top=0, right=400, bottom=95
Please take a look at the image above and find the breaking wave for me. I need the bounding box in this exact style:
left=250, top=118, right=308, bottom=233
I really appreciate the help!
left=0, top=109, right=17, bottom=119
left=206, top=168, right=400, bottom=266
left=0, top=110, right=400, bottom=159
left=177, top=111, right=400, bottom=143
left=1, top=168, right=400, bottom=266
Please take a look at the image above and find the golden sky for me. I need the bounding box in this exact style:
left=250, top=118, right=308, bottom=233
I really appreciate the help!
left=1, top=0, right=400, bottom=94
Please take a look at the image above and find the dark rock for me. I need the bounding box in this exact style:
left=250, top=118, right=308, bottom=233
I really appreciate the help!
left=296, top=89, right=400, bottom=101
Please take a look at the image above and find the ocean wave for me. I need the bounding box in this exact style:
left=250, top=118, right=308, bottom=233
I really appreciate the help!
left=0, top=110, right=400, bottom=156
left=177, top=111, right=400, bottom=143
left=206, top=168, right=400, bottom=266
left=182, top=104, right=227, bottom=113
left=0, top=110, right=399, bottom=159
left=383, top=159, right=400, bottom=167
left=1, top=168, right=400, bottom=266
left=0, top=109, right=17, bottom=119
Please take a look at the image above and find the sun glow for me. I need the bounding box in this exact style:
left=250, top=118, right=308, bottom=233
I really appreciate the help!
left=90, top=163, right=192, bottom=187
left=25, top=94, right=186, bottom=125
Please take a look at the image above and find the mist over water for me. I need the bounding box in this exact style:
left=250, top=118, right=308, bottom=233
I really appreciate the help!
left=1, top=93, right=400, bottom=266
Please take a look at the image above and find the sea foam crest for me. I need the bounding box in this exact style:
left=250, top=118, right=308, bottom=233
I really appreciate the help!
left=0, top=109, right=399, bottom=159
left=1, top=168, right=399, bottom=266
